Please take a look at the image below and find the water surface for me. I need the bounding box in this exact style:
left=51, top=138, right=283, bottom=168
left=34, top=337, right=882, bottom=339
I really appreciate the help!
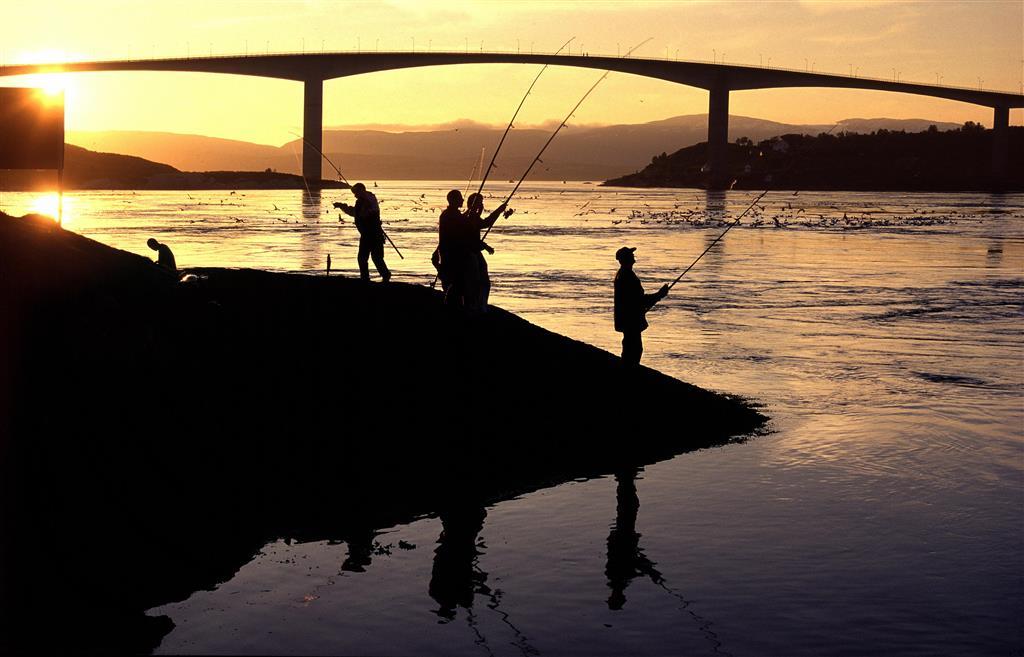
left=5, top=185, right=1021, bottom=656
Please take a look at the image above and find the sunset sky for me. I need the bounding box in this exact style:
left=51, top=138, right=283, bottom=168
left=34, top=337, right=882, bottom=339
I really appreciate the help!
left=1, top=0, right=1021, bottom=145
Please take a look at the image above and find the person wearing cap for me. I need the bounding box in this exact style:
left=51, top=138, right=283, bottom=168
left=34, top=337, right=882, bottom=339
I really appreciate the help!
left=146, top=238, right=177, bottom=274
left=334, top=182, right=391, bottom=282
left=614, top=246, right=667, bottom=366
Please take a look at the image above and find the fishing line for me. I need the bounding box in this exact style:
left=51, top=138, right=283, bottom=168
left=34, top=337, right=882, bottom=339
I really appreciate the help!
left=288, top=130, right=350, bottom=186
left=289, top=140, right=314, bottom=199
left=476, top=36, right=575, bottom=197
left=289, top=130, right=404, bottom=259
left=482, top=36, right=653, bottom=242
left=465, top=147, right=486, bottom=196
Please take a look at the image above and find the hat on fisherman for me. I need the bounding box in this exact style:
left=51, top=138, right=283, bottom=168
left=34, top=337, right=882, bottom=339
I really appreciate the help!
left=615, top=246, right=636, bottom=262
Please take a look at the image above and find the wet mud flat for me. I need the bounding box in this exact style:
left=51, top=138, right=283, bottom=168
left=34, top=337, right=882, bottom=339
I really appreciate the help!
left=0, top=212, right=765, bottom=653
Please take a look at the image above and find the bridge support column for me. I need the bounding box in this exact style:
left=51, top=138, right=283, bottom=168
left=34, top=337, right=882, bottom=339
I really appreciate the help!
left=707, top=85, right=730, bottom=189
left=303, top=79, right=323, bottom=186
left=992, top=105, right=1009, bottom=189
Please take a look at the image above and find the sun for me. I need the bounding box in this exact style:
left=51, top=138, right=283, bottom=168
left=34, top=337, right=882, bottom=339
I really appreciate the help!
left=6, top=50, right=80, bottom=105
left=35, top=76, right=67, bottom=104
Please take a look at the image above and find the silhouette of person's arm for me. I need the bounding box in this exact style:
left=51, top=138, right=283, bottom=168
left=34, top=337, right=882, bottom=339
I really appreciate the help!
left=642, top=284, right=669, bottom=311
left=480, top=202, right=508, bottom=229
left=333, top=201, right=357, bottom=217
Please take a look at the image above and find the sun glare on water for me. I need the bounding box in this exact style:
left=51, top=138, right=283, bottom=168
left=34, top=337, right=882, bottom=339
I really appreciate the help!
left=28, top=193, right=72, bottom=226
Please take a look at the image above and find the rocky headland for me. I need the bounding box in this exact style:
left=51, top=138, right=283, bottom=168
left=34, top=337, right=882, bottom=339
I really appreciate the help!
left=0, top=211, right=766, bottom=653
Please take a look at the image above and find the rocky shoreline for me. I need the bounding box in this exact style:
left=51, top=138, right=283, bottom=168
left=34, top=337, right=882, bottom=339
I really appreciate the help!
left=0, top=211, right=766, bottom=653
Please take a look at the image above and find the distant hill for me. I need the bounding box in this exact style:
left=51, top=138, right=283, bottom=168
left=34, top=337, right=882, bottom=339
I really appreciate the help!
left=68, top=116, right=962, bottom=182
left=603, top=124, right=1023, bottom=191
left=0, top=144, right=345, bottom=191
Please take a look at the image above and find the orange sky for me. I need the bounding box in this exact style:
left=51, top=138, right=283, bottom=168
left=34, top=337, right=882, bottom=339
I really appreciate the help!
left=1, top=0, right=1021, bottom=145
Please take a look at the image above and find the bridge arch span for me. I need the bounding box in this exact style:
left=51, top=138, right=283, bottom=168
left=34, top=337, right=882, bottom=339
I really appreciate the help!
left=3, top=52, right=1020, bottom=186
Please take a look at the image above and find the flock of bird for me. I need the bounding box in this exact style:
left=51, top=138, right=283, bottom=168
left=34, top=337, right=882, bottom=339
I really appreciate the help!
left=113, top=189, right=1018, bottom=233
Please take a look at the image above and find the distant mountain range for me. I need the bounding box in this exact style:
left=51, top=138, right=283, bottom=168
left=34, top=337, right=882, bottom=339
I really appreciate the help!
left=69, top=115, right=962, bottom=182
left=0, top=144, right=345, bottom=191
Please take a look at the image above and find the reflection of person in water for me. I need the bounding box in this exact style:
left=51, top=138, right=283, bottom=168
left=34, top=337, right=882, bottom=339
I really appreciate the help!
left=605, top=467, right=663, bottom=610
left=341, top=526, right=377, bottom=573
left=428, top=504, right=488, bottom=621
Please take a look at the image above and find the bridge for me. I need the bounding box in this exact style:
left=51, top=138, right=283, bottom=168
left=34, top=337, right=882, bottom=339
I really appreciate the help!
left=3, top=51, right=1021, bottom=188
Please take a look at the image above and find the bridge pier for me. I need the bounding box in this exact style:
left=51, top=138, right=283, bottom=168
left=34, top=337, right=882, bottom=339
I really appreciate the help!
left=303, top=79, right=323, bottom=186
left=992, top=105, right=1009, bottom=188
left=707, top=85, right=730, bottom=189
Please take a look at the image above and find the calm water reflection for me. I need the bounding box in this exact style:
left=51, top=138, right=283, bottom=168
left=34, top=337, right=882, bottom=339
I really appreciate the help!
left=3, top=185, right=1021, bottom=655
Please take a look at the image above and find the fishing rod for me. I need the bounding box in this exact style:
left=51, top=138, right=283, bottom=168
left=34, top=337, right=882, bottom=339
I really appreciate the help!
left=291, top=130, right=405, bottom=259
left=481, top=36, right=653, bottom=242
left=476, top=35, right=575, bottom=196
left=667, top=190, right=768, bottom=291
left=431, top=37, right=574, bottom=291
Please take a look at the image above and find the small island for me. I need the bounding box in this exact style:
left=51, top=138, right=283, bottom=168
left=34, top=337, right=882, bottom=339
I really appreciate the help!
left=604, top=123, right=1023, bottom=191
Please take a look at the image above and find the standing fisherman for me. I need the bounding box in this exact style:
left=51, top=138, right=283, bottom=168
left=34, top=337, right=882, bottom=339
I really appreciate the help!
left=614, top=247, right=667, bottom=366
left=464, top=193, right=509, bottom=312
left=437, top=189, right=469, bottom=305
left=334, top=182, right=391, bottom=283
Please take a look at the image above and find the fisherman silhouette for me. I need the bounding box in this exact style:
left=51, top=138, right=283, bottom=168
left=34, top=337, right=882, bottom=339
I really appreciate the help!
left=614, top=247, right=668, bottom=366
left=464, top=193, right=508, bottom=312
left=428, top=503, right=489, bottom=621
left=146, top=238, right=177, bottom=274
left=605, top=467, right=664, bottom=610
left=340, top=526, right=377, bottom=573
left=436, top=189, right=470, bottom=305
left=334, top=182, right=390, bottom=282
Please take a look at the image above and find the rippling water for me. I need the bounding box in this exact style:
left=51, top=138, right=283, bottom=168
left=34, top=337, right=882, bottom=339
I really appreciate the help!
left=5, top=185, right=1021, bottom=656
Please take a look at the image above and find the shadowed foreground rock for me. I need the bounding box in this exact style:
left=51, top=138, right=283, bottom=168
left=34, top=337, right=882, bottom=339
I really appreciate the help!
left=0, top=212, right=766, bottom=654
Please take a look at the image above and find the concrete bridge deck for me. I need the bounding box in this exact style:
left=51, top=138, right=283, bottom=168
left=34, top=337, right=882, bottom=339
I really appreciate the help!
left=3, top=51, right=1020, bottom=187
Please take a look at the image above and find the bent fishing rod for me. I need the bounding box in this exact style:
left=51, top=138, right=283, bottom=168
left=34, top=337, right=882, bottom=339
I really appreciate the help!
left=481, top=36, right=653, bottom=242
left=666, top=190, right=768, bottom=291
left=291, top=131, right=404, bottom=259
left=432, top=37, right=575, bottom=290
left=475, top=36, right=575, bottom=196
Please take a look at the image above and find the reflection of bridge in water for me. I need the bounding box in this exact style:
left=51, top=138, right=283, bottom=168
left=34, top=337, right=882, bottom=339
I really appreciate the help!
left=4, top=52, right=1021, bottom=187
